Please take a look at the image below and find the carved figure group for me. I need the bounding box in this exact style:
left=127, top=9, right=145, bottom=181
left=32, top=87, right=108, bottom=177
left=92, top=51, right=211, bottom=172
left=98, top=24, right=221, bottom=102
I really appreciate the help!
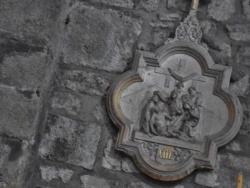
left=142, top=82, right=203, bottom=140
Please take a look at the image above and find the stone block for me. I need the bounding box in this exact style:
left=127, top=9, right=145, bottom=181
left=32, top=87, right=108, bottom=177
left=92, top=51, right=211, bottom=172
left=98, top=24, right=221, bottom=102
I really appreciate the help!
left=40, top=166, right=74, bottom=183
left=243, top=0, right=250, bottom=19
left=55, top=69, right=110, bottom=96
left=167, top=0, right=189, bottom=11
left=220, top=154, right=250, bottom=171
left=230, top=74, right=249, bottom=97
left=38, top=114, right=101, bottom=170
left=208, top=0, right=235, bottom=21
left=0, top=138, right=31, bottom=187
left=0, top=51, right=48, bottom=90
left=102, top=138, right=138, bottom=173
left=140, top=0, right=160, bottom=12
left=90, top=0, right=134, bottom=8
left=0, top=0, right=63, bottom=38
left=0, top=85, right=40, bottom=139
left=61, top=4, right=142, bottom=72
left=80, top=175, right=113, bottom=188
left=227, top=24, right=250, bottom=41
left=195, top=171, right=220, bottom=187
left=225, top=141, right=242, bottom=152
left=127, top=181, right=151, bottom=188
left=200, top=21, right=217, bottom=36
left=51, top=91, right=104, bottom=123
left=237, top=47, right=250, bottom=67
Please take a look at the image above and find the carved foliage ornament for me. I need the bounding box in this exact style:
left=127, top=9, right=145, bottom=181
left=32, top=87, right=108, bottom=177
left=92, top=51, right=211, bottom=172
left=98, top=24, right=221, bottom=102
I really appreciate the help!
left=107, top=0, right=242, bottom=181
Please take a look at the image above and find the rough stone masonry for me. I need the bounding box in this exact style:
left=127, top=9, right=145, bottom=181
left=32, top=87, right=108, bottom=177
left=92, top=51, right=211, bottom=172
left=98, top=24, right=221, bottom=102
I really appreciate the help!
left=0, top=0, right=249, bottom=188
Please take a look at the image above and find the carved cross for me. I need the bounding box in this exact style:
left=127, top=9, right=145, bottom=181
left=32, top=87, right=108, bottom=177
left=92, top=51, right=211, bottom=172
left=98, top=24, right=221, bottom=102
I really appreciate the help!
left=154, top=59, right=188, bottom=88
left=154, top=59, right=206, bottom=88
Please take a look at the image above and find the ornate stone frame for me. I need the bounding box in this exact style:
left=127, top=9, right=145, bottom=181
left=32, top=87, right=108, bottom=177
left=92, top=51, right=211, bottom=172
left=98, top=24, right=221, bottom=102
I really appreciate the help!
left=106, top=12, right=243, bottom=181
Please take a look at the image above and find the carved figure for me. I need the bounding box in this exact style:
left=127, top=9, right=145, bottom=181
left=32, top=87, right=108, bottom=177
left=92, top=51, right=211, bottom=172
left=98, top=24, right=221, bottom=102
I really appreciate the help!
left=181, top=86, right=203, bottom=138
left=141, top=83, right=203, bottom=140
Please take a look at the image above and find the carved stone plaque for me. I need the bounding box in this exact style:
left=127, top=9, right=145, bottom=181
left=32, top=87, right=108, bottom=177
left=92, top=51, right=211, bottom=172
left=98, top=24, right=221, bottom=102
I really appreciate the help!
left=107, top=1, right=242, bottom=181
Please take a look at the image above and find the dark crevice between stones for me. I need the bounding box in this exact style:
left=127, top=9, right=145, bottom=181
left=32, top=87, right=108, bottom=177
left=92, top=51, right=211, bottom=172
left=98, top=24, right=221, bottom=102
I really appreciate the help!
left=16, top=89, right=35, bottom=99
left=65, top=15, right=70, bottom=25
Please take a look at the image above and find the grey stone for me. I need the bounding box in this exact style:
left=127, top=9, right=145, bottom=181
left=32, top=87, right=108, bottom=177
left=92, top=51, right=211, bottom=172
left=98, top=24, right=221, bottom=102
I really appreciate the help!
left=0, top=85, right=40, bottom=139
left=225, top=141, right=242, bottom=151
left=243, top=0, right=250, bottom=19
left=209, top=42, right=232, bottom=59
left=221, top=154, right=250, bottom=171
left=0, top=0, right=63, bottom=38
left=227, top=24, right=250, bottom=41
left=167, top=0, right=188, bottom=11
left=195, top=156, right=221, bottom=187
left=230, top=74, right=249, bottom=97
left=237, top=47, right=250, bottom=67
left=51, top=91, right=104, bottom=123
left=0, top=51, right=48, bottom=90
left=0, top=182, right=7, bottom=188
left=80, top=175, right=111, bottom=188
left=55, top=69, right=110, bottom=96
left=102, top=138, right=138, bottom=173
left=208, top=0, right=235, bottom=21
left=195, top=171, right=220, bottom=187
left=40, top=166, right=74, bottom=183
left=200, top=21, right=217, bottom=36
left=153, top=27, right=171, bottom=46
left=240, top=104, right=250, bottom=134
left=39, top=114, right=101, bottom=170
left=127, top=182, right=151, bottom=188
left=51, top=92, right=81, bottom=117
left=0, top=142, right=11, bottom=171
left=159, top=13, right=182, bottom=22
left=140, top=0, right=160, bottom=12
left=62, top=4, right=142, bottom=72
left=0, top=139, right=31, bottom=187
left=92, top=0, right=134, bottom=8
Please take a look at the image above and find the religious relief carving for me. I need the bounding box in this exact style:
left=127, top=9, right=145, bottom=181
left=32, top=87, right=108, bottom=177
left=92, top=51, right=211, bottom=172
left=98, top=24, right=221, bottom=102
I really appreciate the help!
left=141, top=82, right=203, bottom=140
left=107, top=0, right=242, bottom=181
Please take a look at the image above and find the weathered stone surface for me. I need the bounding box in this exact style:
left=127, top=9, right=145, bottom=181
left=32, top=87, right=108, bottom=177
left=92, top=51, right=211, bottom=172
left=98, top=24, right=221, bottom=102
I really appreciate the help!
left=62, top=4, right=142, bottom=72
left=200, top=21, right=217, bottom=36
left=51, top=91, right=104, bottom=122
left=227, top=24, right=250, bottom=41
left=0, top=182, right=7, bottom=188
left=40, top=166, right=74, bottom=183
left=0, top=51, right=48, bottom=90
left=39, top=114, right=101, bottom=170
left=0, top=142, right=11, bottom=171
left=195, top=171, right=220, bottom=187
left=91, top=0, right=134, bottom=8
left=159, top=13, right=181, bottom=22
left=240, top=104, right=250, bottom=135
left=208, top=0, right=235, bottom=21
left=209, top=42, right=232, bottom=59
left=195, top=156, right=221, bottom=187
left=0, top=0, right=62, bottom=38
left=221, top=154, right=250, bottom=171
left=0, top=139, right=31, bottom=187
left=80, top=175, right=111, bottom=188
left=140, top=0, right=160, bottom=12
left=167, top=0, right=188, bottom=11
left=243, top=0, right=250, bottom=19
left=225, top=141, right=242, bottom=151
left=0, top=85, right=40, bottom=139
left=152, top=27, right=171, bottom=46
left=237, top=47, right=250, bottom=67
left=230, top=74, right=249, bottom=97
left=55, top=69, right=110, bottom=96
left=127, top=182, right=151, bottom=188
left=102, top=139, right=138, bottom=173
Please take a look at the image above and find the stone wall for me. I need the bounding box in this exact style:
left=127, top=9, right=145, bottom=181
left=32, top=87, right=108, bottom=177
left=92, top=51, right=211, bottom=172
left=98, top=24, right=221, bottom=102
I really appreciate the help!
left=0, top=0, right=249, bottom=187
